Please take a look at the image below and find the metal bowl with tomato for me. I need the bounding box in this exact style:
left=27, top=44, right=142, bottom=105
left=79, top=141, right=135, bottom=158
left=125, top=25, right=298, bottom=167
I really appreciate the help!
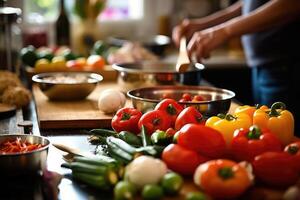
left=32, top=72, right=103, bottom=101
left=112, top=61, right=205, bottom=92
left=127, top=85, right=235, bottom=117
left=0, top=134, right=50, bottom=176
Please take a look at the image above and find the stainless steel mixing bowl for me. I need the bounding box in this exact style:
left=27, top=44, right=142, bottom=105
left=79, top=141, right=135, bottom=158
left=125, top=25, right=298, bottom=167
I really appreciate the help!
left=0, top=134, right=50, bottom=175
left=112, top=61, right=205, bottom=92
left=127, top=85, right=235, bottom=117
left=32, top=72, right=103, bottom=101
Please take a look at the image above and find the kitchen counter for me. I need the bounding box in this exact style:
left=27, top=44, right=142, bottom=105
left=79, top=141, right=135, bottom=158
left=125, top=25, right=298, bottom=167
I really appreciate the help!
left=1, top=78, right=299, bottom=200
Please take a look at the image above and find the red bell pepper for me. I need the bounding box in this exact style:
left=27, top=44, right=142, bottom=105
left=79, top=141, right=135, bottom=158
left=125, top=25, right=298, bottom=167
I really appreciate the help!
left=174, top=106, right=204, bottom=131
left=155, top=98, right=183, bottom=126
left=162, top=144, right=208, bottom=175
left=177, top=124, right=226, bottom=159
left=230, top=125, right=282, bottom=162
left=111, top=107, right=142, bottom=134
left=252, top=152, right=299, bottom=187
left=138, top=110, right=171, bottom=135
left=284, top=141, right=300, bottom=171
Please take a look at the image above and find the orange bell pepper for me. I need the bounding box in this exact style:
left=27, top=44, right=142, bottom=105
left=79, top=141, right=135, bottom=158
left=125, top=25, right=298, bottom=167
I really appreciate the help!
left=253, top=102, right=294, bottom=145
left=205, top=113, right=252, bottom=145
left=234, top=104, right=268, bottom=123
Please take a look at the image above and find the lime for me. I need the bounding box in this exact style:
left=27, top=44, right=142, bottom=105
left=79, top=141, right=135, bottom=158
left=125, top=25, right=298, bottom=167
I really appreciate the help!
left=161, top=172, right=183, bottom=195
left=185, top=192, right=207, bottom=200
left=114, top=181, right=137, bottom=200
left=142, top=184, right=164, bottom=200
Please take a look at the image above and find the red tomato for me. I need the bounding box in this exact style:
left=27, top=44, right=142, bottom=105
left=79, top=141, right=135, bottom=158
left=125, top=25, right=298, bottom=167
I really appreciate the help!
left=162, top=144, right=208, bottom=175
left=138, top=110, right=171, bottom=135
left=87, top=55, right=105, bottom=70
left=154, top=99, right=183, bottom=127
left=111, top=107, right=142, bottom=134
left=192, top=95, right=205, bottom=102
left=181, top=93, right=192, bottom=101
left=177, top=124, right=226, bottom=159
left=231, top=126, right=282, bottom=162
left=284, top=141, right=300, bottom=171
left=252, top=152, right=299, bottom=187
left=194, top=159, right=251, bottom=199
left=175, top=106, right=204, bottom=130
left=66, top=58, right=86, bottom=71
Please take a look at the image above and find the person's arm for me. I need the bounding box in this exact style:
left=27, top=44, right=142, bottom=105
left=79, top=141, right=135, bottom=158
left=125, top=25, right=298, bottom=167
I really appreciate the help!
left=224, top=0, right=300, bottom=37
left=192, top=1, right=243, bottom=29
left=187, top=0, right=300, bottom=62
left=173, top=1, right=242, bottom=46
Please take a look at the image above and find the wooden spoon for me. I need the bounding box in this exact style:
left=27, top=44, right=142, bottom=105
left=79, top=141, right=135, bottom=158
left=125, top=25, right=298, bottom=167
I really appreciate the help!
left=176, top=37, right=190, bottom=73
left=52, top=143, right=95, bottom=158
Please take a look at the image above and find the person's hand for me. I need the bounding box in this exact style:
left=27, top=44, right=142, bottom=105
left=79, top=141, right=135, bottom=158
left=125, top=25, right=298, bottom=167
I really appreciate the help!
left=172, top=19, right=209, bottom=47
left=187, top=25, right=229, bottom=63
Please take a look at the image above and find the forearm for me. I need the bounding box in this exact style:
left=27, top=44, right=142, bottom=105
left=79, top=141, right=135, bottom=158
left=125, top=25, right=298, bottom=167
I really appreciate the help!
left=224, top=0, right=300, bottom=38
left=191, top=1, right=242, bottom=28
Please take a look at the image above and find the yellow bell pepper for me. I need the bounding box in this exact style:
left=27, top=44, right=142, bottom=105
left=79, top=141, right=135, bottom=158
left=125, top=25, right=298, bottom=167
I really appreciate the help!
left=205, top=113, right=252, bottom=145
left=253, top=102, right=294, bottom=145
left=234, top=105, right=268, bottom=123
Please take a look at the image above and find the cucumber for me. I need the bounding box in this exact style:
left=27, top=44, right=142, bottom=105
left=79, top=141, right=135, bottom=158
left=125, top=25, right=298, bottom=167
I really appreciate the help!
left=73, top=155, right=117, bottom=167
left=142, top=184, right=164, bottom=200
left=114, top=181, right=137, bottom=200
left=72, top=172, right=111, bottom=189
left=62, top=162, right=118, bottom=185
left=106, top=137, right=133, bottom=164
left=89, top=128, right=118, bottom=137
left=106, top=137, right=136, bottom=155
left=61, top=162, right=109, bottom=175
left=161, top=172, right=183, bottom=195
left=118, top=131, right=142, bottom=146
left=141, top=125, right=152, bottom=147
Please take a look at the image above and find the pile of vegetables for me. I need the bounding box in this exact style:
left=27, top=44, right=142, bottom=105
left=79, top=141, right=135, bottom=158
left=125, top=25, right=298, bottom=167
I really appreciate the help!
left=20, top=44, right=107, bottom=73
left=61, top=100, right=300, bottom=199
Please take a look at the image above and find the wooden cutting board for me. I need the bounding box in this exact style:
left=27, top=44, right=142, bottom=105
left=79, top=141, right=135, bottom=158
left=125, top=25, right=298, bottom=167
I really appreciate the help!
left=32, top=82, right=130, bottom=129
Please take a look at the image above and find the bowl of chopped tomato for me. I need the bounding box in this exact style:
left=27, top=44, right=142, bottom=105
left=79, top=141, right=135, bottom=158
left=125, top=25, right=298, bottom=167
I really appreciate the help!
left=0, top=134, right=50, bottom=175
left=127, top=85, right=235, bottom=117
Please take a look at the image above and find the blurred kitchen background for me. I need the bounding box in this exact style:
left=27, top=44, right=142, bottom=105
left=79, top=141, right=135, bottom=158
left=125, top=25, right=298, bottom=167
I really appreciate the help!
left=1, top=0, right=252, bottom=104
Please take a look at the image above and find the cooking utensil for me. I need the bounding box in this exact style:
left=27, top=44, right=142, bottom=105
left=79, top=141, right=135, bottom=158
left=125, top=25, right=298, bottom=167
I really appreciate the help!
left=52, top=143, right=95, bottom=158
left=112, top=61, right=205, bottom=92
left=32, top=72, right=103, bottom=101
left=176, top=37, right=190, bottom=73
left=127, top=85, right=235, bottom=117
left=0, top=134, right=50, bottom=175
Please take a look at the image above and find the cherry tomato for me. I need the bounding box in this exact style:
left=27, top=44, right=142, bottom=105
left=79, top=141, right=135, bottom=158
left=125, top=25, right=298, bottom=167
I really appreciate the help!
left=252, top=152, right=299, bottom=187
left=177, top=124, right=226, bottom=158
left=181, top=93, right=192, bottom=101
left=138, top=110, right=171, bottom=135
left=162, top=144, right=208, bottom=175
left=175, top=106, right=204, bottom=130
left=284, top=141, right=300, bottom=171
left=155, top=99, right=183, bottom=127
left=192, top=95, right=205, bottom=102
left=194, top=159, right=251, bottom=199
left=111, top=107, right=142, bottom=134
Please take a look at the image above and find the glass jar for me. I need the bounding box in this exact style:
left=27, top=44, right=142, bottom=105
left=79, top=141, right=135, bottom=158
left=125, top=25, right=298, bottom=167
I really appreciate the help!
left=0, top=6, right=22, bottom=73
